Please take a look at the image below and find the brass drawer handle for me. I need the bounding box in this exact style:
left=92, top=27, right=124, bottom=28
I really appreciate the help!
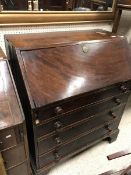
left=54, top=152, right=60, bottom=161
left=114, top=98, right=121, bottom=105
left=105, top=124, right=112, bottom=132
left=82, top=44, right=89, bottom=53
left=54, top=121, right=63, bottom=130
left=55, top=137, right=62, bottom=145
left=110, top=111, right=117, bottom=119
left=55, top=106, right=63, bottom=115
left=120, top=85, right=127, bottom=92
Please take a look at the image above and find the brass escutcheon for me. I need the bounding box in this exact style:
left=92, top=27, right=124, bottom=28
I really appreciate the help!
left=82, top=44, right=89, bottom=53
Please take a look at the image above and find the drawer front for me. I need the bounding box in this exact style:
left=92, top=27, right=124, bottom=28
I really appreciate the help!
left=37, top=105, right=125, bottom=155
left=0, top=129, right=17, bottom=151
left=1, top=144, right=26, bottom=169
left=35, top=92, right=129, bottom=138
left=38, top=122, right=117, bottom=169
left=36, top=82, right=130, bottom=123
left=6, top=161, right=30, bottom=175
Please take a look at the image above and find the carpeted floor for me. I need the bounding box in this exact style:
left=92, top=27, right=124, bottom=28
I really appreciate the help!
left=47, top=95, right=131, bottom=175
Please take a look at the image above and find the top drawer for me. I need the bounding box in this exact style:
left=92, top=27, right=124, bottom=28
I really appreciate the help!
left=35, top=82, right=131, bottom=123
left=0, top=129, right=17, bottom=151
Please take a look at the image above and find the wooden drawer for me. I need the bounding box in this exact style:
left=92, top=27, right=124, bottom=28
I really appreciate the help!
left=6, top=161, right=30, bottom=175
left=37, top=104, right=125, bottom=155
left=1, top=144, right=26, bottom=169
left=38, top=122, right=117, bottom=169
left=0, top=129, right=17, bottom=151
left=35, top=92, right=129, bottom=138
left=36, top=82, right=130, bottom=123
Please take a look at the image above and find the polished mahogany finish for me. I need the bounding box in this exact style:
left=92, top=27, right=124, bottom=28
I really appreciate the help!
left=0, top=60, right=23, bottom=130
left=5, top=30, right=131, bottom=107
left=0, top=60, right=31, bottom=175
left=5, top=30, right=131, bottom=175
left=4, top=30, right=123, bottom=50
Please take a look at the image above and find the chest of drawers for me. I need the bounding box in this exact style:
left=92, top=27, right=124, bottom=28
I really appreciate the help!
left=0, top=60, right=31, bottom=175
left=5, top=30, right=131, bottom=175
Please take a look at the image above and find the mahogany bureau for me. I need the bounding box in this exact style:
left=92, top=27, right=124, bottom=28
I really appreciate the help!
left=0, top=59, right=31, bottom=175
left=4, top=30, right=131, bottom=175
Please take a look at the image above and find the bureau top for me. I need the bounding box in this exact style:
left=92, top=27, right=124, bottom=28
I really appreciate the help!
left=0, top=60, right=24, bottom=130
left=5, top=30, right=123, bottom=50
left=5, top=31, right=131, bottom=109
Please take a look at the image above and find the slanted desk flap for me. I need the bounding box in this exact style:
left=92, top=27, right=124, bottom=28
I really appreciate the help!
left=19, top=37, right=131, bottom=108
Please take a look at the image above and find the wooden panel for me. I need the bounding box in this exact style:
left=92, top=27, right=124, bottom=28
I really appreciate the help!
left=0, top=60, right=30, bottom=174
left=19, top=37, right=131, bottom=108
left=5, top=31, right=115, bottom=50
left=0, top=60, right=24, bottom=131
left=0, top=129, right=17, bottom=151
left=35, top=83, right=130, bottom=123
left=1, top=144, right=26, bottom=169
left=6, top=161, right=30, bottom=175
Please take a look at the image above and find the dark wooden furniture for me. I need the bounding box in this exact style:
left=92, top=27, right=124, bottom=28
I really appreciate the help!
left=0, top=59, right=31, bottom=175
left=112, top=0, right=131, bottom=33
left=5, top=30, right=131, bottom=175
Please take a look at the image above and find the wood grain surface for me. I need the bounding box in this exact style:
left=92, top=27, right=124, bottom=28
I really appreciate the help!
left=5, top=31, right=131, bottom=108
left=0, top=60, right=24, bottom=130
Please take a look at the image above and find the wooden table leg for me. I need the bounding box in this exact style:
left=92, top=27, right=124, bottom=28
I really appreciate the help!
left=120, top=165, right=131, bottom=175
left=112, top=9, right=122, bottom=33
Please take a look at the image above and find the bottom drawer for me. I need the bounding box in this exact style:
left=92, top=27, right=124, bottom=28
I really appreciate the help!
left=2, top=144, right=27, bottom=169
left=38, top=122, right=117, bottom=169
left=6, top=161, right=30, bottom=175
